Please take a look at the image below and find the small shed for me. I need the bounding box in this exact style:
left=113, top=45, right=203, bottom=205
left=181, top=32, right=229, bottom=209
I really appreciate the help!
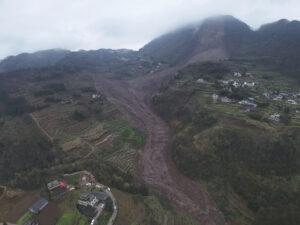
left=29, top=198, right=48, bottom=214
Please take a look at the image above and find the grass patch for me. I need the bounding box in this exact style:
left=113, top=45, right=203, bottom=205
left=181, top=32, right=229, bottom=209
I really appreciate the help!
left=64, top=174, right=79, bottom=185
left=103, top=119, right=146, bottom=149
left=16, top=211, right=33, bottom=224
left=56, top=209, right=89, bottom=225
left=97, top=210, right=112, bottom=225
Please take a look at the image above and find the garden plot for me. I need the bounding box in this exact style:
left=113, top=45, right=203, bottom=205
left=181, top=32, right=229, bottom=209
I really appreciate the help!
left=105, top=144, right=137, bottom=174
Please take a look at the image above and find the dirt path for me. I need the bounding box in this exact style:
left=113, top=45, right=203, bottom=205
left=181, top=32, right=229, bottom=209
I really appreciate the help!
left=0, top=185, right=7, bottom=200
left=94, top=66, right=225, bottom=225
left=29, top=113, right=54, bottom=142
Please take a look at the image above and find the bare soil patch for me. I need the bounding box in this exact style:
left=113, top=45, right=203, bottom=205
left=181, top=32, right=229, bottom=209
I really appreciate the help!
left=0, top=190, right=39, bottom=223
left=35, top=203, right=62, bottom=225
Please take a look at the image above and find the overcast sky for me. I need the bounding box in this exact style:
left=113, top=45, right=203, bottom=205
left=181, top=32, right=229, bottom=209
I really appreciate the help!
left=0, top=0, right=299, bottom=59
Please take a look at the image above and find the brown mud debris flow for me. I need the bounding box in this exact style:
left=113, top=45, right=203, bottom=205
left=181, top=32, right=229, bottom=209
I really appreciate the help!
left=94, top=66, right=225, bottom=225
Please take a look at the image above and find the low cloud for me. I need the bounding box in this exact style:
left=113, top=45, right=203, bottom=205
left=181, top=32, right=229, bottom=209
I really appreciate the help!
left=0, top=0, right=299, bottom=58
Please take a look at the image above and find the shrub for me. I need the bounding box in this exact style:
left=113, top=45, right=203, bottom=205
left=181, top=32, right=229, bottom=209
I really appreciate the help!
left=248, top=112, right=263, bottom=121
left=71, top=110, right=85, bottom=121
left=43, top=83, right=66, bottom=92
left=44, top=97, right=61, bottom=103
left=81, top=86, right=96, bottom=93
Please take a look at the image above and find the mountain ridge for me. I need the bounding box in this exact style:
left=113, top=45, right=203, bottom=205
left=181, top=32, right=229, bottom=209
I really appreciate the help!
left=1, top=15, right=300, bottom=74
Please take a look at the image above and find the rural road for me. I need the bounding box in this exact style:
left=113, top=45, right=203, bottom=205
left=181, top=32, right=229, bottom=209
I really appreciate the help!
left=94, top=66, right=225, bottom=225
left=64, top=170, right=118, bottom=225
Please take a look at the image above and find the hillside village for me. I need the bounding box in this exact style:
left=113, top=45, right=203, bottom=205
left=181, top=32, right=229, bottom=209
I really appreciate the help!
left=16, top=171, right=117, bottom=225
left=203, top=70, right=300, bottom=123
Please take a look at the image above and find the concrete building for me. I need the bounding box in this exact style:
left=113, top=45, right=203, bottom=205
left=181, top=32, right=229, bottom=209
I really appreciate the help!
left=78, top=193, right=98, bottom=207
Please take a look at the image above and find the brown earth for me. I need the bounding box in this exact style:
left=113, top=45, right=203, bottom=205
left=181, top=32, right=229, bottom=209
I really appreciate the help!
left=0, top=190, right=39, bottom=222
left=35, top=203, right=62, bottom=225
left=94, top=64, right=225, bottom=225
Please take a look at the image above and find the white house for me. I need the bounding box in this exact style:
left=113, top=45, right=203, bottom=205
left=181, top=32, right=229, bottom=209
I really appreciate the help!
left=238, top=100, right=257, bottom=107
left=211, top=94, right=219, bottom=100
left=78, top=193, right=98, bottom=207
left=269, top=113, right=281, bottom=122
left=242, top=82, right=255, bottom=88
left=233, top=72, right=242, bottom=77
left=286, top=99, right=297, bottom=105
left=220, top=97, right=232, bottom=103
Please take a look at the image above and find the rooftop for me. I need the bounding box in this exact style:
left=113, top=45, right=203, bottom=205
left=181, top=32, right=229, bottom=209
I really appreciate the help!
left=91, top=191, right=109, bottom=201
left=79, top=193, right=95, bottom=202
left=47, top=180, right=60, bottom=190
left=29, top=198, right=48, bottom=213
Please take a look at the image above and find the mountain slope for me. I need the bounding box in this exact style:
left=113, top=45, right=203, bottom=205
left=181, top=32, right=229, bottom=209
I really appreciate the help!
left=140, top=16, right=251, bottom=65
left=1, top=15, right=300, bottom=225
left=140, top=16, right=300, bottom=77
left=0, top=49, right=70, bottom=73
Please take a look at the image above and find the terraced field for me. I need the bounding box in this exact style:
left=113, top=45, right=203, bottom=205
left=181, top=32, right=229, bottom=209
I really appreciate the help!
left=105, top=145, right=137, bottom=174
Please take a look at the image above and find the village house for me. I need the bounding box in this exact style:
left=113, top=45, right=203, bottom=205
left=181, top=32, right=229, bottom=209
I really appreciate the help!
left=228, top=80, right=240, bottom=88
left=211, top=94, right=219, bottom=100
left=196, top=78, right=207, bottom=84
left=78, top=193, right=99, bottom=207
left=92, top=94, right=101, bottom=99
left=263, top=92, right=269, bottom=97
left=220, top=97, right=233, bottom=103
left=242, top=81, right=255, bottom=88
left=245, top=72, right=253, bottom=77
left=238, top=100, right=257, bottom=107
left=47, top=180, right=60, bottom=191
left=222, top=80, right=229, bottom=85
left=91, top=191, right=109, bottom=202
left=47, top=180, right=67, bottom=197
left=273, top=95, right=283, bottom=101
left=233, top=72, right=242, bottom=77
left=269, top=113, right=281, bottom=122
left=286, top=99, right=297, bottom=105
left=29, top=198, right=48, bottom=214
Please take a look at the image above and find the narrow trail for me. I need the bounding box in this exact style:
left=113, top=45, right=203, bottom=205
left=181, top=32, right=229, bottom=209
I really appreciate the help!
left=0, top=185, right=7, bottom=200
left=29, top=113, right=53, bottom=142
left=94, top=66, right=225, bottom=225
left=82, top=134, right=113, bottom=159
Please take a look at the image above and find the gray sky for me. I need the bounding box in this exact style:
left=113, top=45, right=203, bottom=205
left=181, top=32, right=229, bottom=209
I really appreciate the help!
left=0, top=0, right=299, bottom=59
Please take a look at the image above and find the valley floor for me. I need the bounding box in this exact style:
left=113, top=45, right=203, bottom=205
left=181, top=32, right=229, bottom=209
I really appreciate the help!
left=94, top=66, right=225, bottom=225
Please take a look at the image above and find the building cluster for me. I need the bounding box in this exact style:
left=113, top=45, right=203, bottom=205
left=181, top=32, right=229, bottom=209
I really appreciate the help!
left=221, top=79, right=257, bottom=89
left=233, top=72, right=254, bottom=78
left=18, top=172, right=114, bottom=225
left=263, top=91, right=300, bottom=105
